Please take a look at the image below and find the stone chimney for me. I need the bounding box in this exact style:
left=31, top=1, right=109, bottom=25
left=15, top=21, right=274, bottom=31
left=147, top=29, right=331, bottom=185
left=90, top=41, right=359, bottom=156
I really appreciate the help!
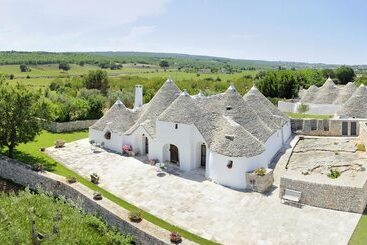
left=134, top=85, right=143, bottom=109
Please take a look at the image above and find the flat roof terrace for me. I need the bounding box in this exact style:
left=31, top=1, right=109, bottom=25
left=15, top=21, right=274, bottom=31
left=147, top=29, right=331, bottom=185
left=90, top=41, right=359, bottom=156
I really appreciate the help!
left=280, top=136, right=367, bottom=213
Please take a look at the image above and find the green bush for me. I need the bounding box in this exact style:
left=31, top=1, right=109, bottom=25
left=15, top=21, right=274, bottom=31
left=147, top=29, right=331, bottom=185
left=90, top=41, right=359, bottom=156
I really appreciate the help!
left=327, top=169, right=341, bottom=179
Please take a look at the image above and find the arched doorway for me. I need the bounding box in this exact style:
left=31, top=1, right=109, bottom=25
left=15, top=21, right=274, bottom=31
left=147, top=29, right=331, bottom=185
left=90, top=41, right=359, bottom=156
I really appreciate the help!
left=169, top=144, right=179, bottom=164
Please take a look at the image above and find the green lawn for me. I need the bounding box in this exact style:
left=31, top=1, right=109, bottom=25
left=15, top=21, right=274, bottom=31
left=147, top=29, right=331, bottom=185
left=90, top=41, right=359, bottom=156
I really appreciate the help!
left=0, top=188, right=132, bottom=244
left=285, top=112, right=333, bottom=119
left=349, top=212, right=367, bottom=245
left=11, top=130, right=217, bottom=245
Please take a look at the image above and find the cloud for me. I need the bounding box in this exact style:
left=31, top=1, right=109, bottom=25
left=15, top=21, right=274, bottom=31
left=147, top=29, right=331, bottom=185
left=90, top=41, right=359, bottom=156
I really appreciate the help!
left=0, top=0, right=170, bottom=50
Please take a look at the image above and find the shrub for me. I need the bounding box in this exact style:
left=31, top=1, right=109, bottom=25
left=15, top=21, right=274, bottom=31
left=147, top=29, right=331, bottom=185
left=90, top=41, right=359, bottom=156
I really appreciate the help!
left=254, top=168, right=266, bottom=176
left=327, top=169, right=341, bottom=179
left=128, top=211, right=142, bottom=222
left=356, top=143, right=366, bottom=152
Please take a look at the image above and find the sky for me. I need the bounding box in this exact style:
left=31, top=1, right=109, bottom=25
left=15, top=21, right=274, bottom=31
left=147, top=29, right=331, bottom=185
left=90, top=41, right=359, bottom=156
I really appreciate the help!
left=0, top=0, right=366, bottom=65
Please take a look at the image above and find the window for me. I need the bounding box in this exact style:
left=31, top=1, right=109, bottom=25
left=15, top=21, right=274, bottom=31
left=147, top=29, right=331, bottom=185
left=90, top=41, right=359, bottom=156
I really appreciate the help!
left=225, top=135, right=234, bottom=141
left=175, top=124, right=178, bottom=129
left=227, top=160, right=233, bottom=169
left=226, top=106, right=232, bottom=111
left=104, top=131, right=111, bottom=140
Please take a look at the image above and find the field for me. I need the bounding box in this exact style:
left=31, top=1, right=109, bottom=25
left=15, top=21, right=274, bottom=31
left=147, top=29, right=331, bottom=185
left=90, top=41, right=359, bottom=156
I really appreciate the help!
left=1, top=64, right=258, bottom=93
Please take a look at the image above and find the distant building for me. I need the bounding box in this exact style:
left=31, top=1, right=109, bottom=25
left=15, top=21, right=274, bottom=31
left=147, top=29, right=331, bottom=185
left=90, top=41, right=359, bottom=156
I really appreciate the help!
left=89, top=79, right=291, bottom=189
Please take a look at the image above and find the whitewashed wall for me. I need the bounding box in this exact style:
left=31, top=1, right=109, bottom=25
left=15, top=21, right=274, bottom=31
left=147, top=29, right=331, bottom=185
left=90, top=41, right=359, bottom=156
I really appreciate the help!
left=278, top=101, right=340, bottom=115
left=153, top=121, right=207, bottom=172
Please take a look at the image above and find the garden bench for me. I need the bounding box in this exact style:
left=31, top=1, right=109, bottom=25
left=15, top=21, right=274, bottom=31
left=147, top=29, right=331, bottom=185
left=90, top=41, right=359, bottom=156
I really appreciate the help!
left=282, top=189, right=302, bottom=207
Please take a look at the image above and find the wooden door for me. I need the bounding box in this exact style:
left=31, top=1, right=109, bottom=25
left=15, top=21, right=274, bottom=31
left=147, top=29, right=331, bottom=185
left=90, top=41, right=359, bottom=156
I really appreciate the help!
left=170, top=144, right=179, bottom=164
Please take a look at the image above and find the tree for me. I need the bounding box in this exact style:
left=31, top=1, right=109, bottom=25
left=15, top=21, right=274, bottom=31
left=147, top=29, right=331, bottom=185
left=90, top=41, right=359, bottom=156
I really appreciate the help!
left=0, top=83, right=50, bottom=157
left=59, top=62, right=70, bottom=71
left=297, top=103, right=309, bottom=114
left=335, top=65, right=355, bottom=84
left=321, top=69, right=335, bottom=79
left=159, top=60, right=169, bottom=69
left=19, top=64, right=29, bottom=72
left=83, top=70, right=109, bottom=95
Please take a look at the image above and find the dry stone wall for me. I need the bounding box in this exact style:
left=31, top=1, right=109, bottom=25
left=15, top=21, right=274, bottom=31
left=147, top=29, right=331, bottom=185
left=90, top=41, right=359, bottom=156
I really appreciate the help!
left=279, top=176, right=367, bottom=213
left=47, top=120, right=97, bottom=133
left=0, top=155, right=193, bottom=245
left=290, top=119, right=361, bottom=136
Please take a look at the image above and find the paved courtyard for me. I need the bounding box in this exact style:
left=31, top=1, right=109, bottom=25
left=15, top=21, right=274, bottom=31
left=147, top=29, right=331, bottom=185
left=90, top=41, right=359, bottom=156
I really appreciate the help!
left=47, top=139, right=361, bottom=245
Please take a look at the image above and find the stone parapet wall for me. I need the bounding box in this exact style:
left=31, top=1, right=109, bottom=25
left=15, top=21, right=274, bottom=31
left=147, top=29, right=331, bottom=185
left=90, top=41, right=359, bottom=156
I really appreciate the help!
left=279, top=176, right=367, bottom=213
left=359, top=122, right=367, bottom=146
left=290, top=118, right=361, bottom=137
left=0, top=155, right=194, bottom=245
left=47, top=120, right=97, bottom=133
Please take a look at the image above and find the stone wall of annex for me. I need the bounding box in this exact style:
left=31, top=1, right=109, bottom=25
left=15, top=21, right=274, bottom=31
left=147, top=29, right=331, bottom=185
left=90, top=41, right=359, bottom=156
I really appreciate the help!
left=279, top=176, right=367, bottom=213
left=47, top=120, right=97, bottom=133
left=290, top=118, right=361, bottom=137
left=0, top=155, right=189, bottom=245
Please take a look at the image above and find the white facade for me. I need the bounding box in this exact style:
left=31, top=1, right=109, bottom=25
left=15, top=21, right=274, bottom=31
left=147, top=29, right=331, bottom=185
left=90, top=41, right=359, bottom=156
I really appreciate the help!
left=89, top=119, right=291, bottom=190
left=278, top=101, right=340, bottom=115
left=89, top=81, right=292, bottom=190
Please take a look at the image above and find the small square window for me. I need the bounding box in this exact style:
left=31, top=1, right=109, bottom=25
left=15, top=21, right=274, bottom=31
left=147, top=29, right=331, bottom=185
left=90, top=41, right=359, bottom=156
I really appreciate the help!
left=175, top=124, right=178, bottom=129
left=227, top=160, right=233, bottom=169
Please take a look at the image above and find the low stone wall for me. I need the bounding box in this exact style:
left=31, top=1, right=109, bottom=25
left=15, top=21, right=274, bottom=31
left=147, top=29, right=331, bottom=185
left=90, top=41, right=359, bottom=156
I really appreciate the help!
left=47, top=120, right=97, bottom=133
left=0, top=155, right=192, bottom=245
left=290, top=118, right=361, bottom=137
left=279, top=176, right=367, bottom=213
left=359, top=122, right=367, bottom=146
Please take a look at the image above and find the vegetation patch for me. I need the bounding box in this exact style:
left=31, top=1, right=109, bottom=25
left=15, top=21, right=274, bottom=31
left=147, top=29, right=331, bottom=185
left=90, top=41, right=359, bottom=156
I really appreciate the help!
left=0, top=188, right=132, bottom=244
left=327, top=169, right=341, bottom=179
left=285, top=112, right=332, bottom=119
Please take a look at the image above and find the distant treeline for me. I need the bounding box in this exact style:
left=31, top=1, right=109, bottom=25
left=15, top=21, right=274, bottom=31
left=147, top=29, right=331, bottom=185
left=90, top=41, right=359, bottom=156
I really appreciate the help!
left=0, top=51, right=355, bottom=70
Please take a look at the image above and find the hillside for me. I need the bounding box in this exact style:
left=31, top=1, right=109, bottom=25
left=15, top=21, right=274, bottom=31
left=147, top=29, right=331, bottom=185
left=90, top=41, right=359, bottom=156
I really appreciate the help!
left=1, top=51, right=360, bottom=70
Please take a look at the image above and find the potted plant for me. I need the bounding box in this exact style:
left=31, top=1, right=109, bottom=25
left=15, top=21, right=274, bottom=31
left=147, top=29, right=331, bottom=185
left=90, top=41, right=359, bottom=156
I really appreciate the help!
left=32, top=163, right=43, bottom=172
left=128, top=211, right=142, bottom=223
left=66, top=176, right=77, bottom=184
left=93, top=192, right=103, bottom=200
left=90, top=173, right=100, bottom=184
left=254, top=168, right=266, bottom=176
left=170, top=231, right=182, bottom=244
left=55, top=140, right=65, bottom=148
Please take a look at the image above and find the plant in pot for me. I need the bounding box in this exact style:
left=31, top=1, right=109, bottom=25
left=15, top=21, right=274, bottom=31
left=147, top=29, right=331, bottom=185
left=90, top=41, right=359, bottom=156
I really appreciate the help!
left=90, top=173, right=100, bottom=184
left=128, top=211, right=142, bottom=223
left=55, top=140, right=65, bottom=148
left=254, top=168, right=266, bottom=176
left=93, top=192, right=103, bottom=200
left=170, top=231, right=182, bottom=244
left=32, top=163, right=44, bottom=172
left=66, top=176, right=77, bottom=184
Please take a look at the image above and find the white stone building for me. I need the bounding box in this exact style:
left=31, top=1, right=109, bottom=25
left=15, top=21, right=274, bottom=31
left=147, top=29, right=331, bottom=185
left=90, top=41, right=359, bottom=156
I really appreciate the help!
left=278, top=78, right=357, bottom=115
left=89, top=79, right=291, bottom=189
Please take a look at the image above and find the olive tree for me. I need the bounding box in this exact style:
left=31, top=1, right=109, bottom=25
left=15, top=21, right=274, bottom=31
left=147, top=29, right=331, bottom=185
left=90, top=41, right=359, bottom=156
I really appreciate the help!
left=0, top=83, right=51, bottom=157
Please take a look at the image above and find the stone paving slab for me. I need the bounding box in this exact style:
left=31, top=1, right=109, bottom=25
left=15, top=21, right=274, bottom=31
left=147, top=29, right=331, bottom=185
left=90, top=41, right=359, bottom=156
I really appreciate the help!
left=46, top=139, right=361, bottom=245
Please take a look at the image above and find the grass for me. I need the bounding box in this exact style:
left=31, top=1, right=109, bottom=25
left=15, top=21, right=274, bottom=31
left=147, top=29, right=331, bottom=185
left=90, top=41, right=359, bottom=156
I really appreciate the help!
left=349, top=211, right=367, bottom=245
left=0, top=188, right=132, bottom=244
left=285, top=112, right=333, bottom=119
left=1, top=64, right=257, bottom=92
left=10, top=130, right=218, bottom=245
